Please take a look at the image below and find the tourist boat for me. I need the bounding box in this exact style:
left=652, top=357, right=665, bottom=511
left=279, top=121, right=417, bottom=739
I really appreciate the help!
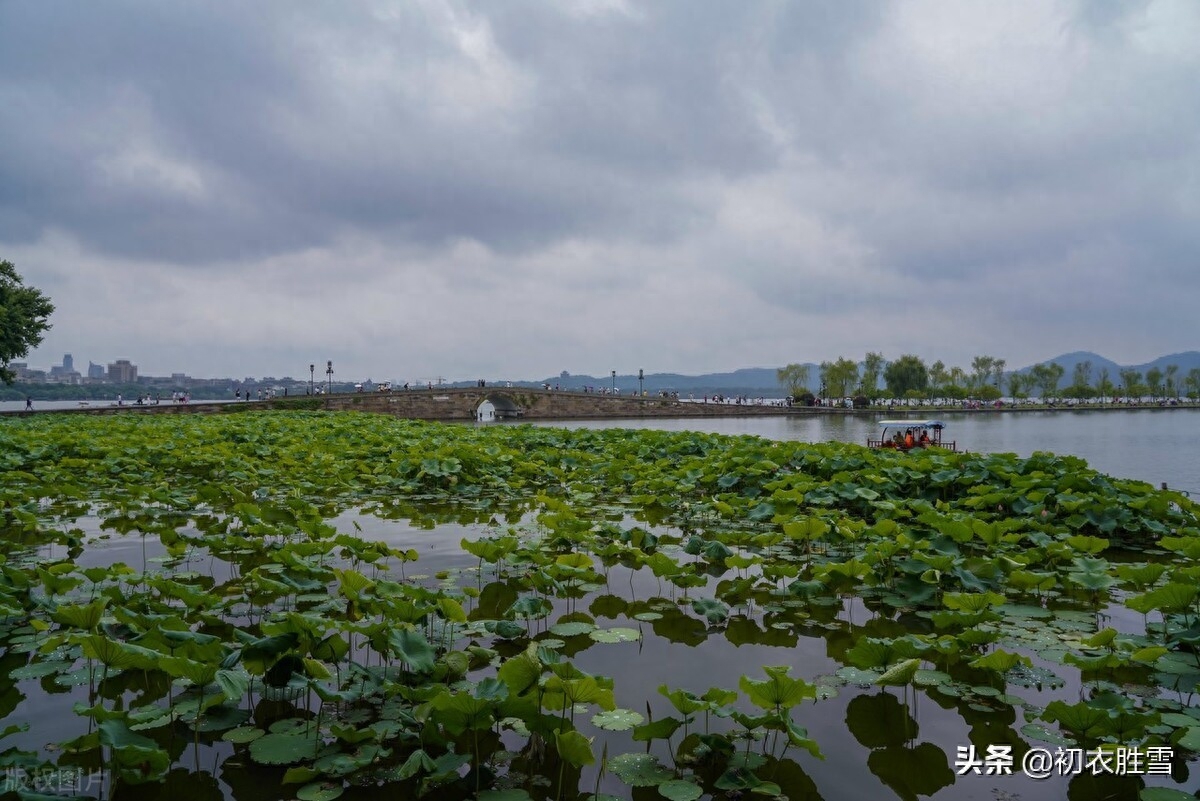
left=868, top=419, right=957, bottom=452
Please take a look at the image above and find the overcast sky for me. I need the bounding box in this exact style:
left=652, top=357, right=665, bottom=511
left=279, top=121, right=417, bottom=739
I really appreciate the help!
left=3, top=1, right=1198, bottom=382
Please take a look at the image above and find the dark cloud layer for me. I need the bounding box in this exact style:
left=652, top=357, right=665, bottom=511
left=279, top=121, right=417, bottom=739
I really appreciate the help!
left=3, top=1, right=1198, bottom=380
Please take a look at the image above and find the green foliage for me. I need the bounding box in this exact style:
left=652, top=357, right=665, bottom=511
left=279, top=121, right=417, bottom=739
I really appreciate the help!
left=0, top=259, right=55, bottom=385
left=1, top=411, right=1197, bottom=799
left=883, top=354, right=929, bottom=396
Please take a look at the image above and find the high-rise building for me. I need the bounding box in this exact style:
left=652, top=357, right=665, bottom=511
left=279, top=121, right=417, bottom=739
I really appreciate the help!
left=88, top=361, right=106, bottom=379
left=63, top=354, right=73, bottom=372
left=107, top=359, right=138, bottom=383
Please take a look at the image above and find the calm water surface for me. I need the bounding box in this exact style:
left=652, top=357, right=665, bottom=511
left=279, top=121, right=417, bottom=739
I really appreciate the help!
left=521, top=409, right=1200, bottom=497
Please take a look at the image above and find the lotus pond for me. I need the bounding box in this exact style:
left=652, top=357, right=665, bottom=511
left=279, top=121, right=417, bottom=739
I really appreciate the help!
left=2, top=411, right=1200, bottom=801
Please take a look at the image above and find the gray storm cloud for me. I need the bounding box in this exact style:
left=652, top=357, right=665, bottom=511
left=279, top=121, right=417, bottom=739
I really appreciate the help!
left=2, top=1, right=1197, bottom=380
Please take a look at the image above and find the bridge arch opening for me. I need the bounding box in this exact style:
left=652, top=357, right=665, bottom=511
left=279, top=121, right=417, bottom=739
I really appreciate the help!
left=476, top=394, right=522, bottom=421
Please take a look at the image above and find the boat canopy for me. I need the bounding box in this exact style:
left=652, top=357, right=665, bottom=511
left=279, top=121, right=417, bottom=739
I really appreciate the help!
left=876, top=419, right=945, bottom=429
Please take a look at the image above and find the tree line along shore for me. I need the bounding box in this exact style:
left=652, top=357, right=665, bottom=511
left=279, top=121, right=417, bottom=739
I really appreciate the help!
left=779, top=353, right=1200, bottom=405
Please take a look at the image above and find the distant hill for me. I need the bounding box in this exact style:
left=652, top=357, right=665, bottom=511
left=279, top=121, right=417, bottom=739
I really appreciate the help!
left=1014, top=351, right=1200, bottom=389
left=447, top=367, right=796, bottom=396
left=540, top=367, right=792, bottom=396
left=1132, top=352, right=1200, bottom=375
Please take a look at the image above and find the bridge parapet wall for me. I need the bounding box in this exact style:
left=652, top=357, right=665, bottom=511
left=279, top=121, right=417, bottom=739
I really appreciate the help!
left=315, top=387, right=787, bottom=421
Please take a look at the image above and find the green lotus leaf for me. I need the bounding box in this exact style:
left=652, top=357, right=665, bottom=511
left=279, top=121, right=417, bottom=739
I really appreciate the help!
left=912, top=669, right=952, bottom=687
left=968, top=649, right=1031, bottom=673
left=1019, top=723, right=1074, bottom=746
left=549, top=621, right=596, bottom=637
left=555, top=729, right=595, bottom=767
left=1040, top=700, right=1116, bottom=740
left=1140, top=788, right=1198, bottom=801
left=249, top=732, right=315, bottom=765
left=591, top=708, right=644, bottom=731
left=608, top=752, right=674, bottom=787
left=388, top=628, right=436, bottom=673
left=589, top=627, right=641, bottom=643
left=835, top=666, right=881, bottom=684
left=9, top=659, right=72, bottom=680
left=739, top=665, right=816, bottom=710
left=658, top=779, right=702, bottom=801
left=691, top=598, right=729, bottom=624
left=875, top=659, right=921, bottom=687
left=296, top=782, right=344, bottom=801
left=222, top=726, right=265, bottom=744
left=478, top=791, right=535, bottom=801
left=282, top=766, right=321, bottom=785
left=51, top=598, right=109, bottom=630
left=1176, top=726, right=1200, bottom=752
left=633, top=716, right=683, bottom=742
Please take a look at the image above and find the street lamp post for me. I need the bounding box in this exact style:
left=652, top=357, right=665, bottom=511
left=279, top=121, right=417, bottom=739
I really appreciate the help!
left=638, top=368, right=644, bottom=398
left=326, top=360, right=333, bottom=394
left=309, top=364, right=314, bottom=395
left=611, top=370, right=616, bottom=394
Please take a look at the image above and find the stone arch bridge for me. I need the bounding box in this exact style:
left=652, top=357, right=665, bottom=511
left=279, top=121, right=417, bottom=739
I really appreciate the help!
left=298, top=386, right=792, bottom=421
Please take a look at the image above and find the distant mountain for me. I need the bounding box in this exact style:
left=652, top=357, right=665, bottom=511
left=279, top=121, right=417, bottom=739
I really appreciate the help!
left=1131, top=352, right=1200, bottom=375
left=1011, top=351, right=1123, bottom=384
left=1013, top=351, right=1200, bottom=389
left=539, top=367, right=791, bottom=396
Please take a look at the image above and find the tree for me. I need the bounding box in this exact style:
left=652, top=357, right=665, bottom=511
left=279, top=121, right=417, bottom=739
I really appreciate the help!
left=928, top=360, right=948, bottom=394
left=0, top=260, right=55, bottom=385
left=1146, top=367, right=1164, bottom=399
left=819, top=357, right=859, bottom=398
left=859, top=352, right=886, bottom=397
left=1119, top=369, right=1141, bottom=398
left=1007, top=372, right=1028, bottom=399
left=1029, top=362, right=1064, bottom=399
left=884, top=354, right=929, bottom=397
left=776, top=364, right=811, bottom=398
left=1165, top=364, right=1180, bottom=398
left=992, top=359, right=1006, bottom=394
left=1071, top=360, right=1093, bottom=397
left=970, top=356, right=996, bottom=394
left=945, top=366, right=968, bottom=399
left=1096, top=367, right=1112, bottom=403
left=1185, top=368, right=1200, bottom=400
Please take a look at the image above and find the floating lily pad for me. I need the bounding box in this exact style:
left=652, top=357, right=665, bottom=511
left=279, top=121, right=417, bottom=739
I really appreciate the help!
left=608, top=753, right=674, bottom=786
left=249, top=732, right=315, bottom=765
left=913, top=669, right=951, bottom=687
left=633, top=612, right=662, bottom=622
left=9, top=660, right=72, bottom=680
left=834, top=667, right=880, bottom=685
left=297, top=782, right=344, bottom=801
left=222, top=726, right=265, bottom=744
left=1139, top=788, right=1197, bottom=801
left=549, top=622, right=596, bottom=637
left=658, top=779, right=702, bottom=801
left=589, top=627, right=641, bottom=643
left=1020, top=723, right=1075, bottom=746
left=591, top=709, right=644, bottom=731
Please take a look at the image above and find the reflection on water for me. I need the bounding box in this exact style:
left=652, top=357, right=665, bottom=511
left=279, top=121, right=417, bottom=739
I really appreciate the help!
left=523, top=408, right=1200, bottom=496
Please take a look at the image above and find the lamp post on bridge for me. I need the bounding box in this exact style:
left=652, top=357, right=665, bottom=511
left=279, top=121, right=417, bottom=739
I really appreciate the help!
left=638, top=368, right=643, bottom=398
left=309, top=364, right=314, bottom=395
left=611, top=370, right=616, bottom=394
left=326, top=360, right=333, bottom=394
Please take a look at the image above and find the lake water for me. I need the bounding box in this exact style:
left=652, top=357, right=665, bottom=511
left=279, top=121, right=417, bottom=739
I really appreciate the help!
left=519, top=408, right=1200, bottom=498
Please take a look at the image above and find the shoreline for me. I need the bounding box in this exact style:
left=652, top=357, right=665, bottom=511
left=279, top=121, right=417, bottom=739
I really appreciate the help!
left=3, top=395, right=1197, bottom=420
